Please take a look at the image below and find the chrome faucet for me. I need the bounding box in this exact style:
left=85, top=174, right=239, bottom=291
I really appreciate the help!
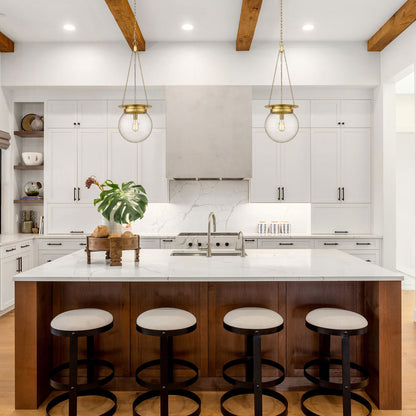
left=207, top=212, right=217, bottom=257
left=236, top=231, right=246, bottom=257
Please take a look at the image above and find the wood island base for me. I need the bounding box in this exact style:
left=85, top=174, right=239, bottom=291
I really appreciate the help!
left=15, top=280, right=401, bottom=410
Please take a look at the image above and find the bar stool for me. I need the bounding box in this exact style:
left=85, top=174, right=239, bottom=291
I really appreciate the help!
left=221, top=307, right=288, bottom=416
left=46, top=308, right=117, bottom=416
left=133, top=307, right=201, bottom=416
left=301, top=307, right=372, bottom=416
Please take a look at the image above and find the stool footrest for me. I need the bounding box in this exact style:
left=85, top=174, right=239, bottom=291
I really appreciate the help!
left=135, top=358, right=199, bottom=390
left=133, top=389, right=201, bottom=416
left=304, top=358, right=370, bottom=391
left=301, top=388, right=372, bottom=416
left=223, top=357, right=285, bottom=388
left=46, top=388, right=117, bottom=416
left=220, top=388, right=288, bottom=416
left=49, top=358, right=115, bottom=391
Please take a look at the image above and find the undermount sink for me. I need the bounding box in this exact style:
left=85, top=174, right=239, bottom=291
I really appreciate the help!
left=170, top=250, right=244, bottom=257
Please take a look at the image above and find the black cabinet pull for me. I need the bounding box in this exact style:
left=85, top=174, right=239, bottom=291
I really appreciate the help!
left=5, top=248, right=16, bottom=253
left=365, top=259, right=371, bottom=262
left=47, top=242, right=62, bottom=246
left=337, top=187, right=341, bottom=201
left=77, top=122, right=80, bottom=126
left=334, top=231, right=349, bottom=234
left=324, top=242, right=338, bottom=246
left=162, top=239, right=173, bottom=242
left=73, top=187, right=76, bottom=201
left=16, top=258, right=20, bottom=273
left=282, top=187, right=285, bottom=201
left=277, top=187, right=281, bottom=201
left=279, top=242, right=294, bottom=246
left=356, top=242, right=371, bottom=246
left=79, top=242, right=87, bottom=246
left=73, top=122, right=76, bottom=126
left=341, top=122, right=345, bottom=125
left=77, top=187, right=80, bottom=201
left=70, top=231, right=84, bottom=234
left=342, top=187, right=345, bottom=201
left=20, top=244, right=30, bottom=249
left=337, top=122, right=341, bottom=125
left=244, top=239, right=256, bottom=242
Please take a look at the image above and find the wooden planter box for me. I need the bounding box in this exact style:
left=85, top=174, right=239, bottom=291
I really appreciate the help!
left=86, top=235, right=140, bottom=266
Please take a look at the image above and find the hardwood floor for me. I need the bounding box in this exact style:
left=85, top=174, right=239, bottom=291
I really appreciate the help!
left=1, top=291, right=415, bottom=415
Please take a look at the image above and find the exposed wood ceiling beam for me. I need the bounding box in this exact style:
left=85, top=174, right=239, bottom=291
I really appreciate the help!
left=0, top=32, right=14, bottom=53
left=105, top=0, right=145, bottom=51
left=236, top=0, right=263, bottom=51
left=368, top=0, right=416, bottom=51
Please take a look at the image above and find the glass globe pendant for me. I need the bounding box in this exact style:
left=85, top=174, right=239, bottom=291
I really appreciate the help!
left=118, top=104, right=152, bottom=143
left=265, top=0, right=299, bottom=143
left=118, top=0, right=152, bottom=143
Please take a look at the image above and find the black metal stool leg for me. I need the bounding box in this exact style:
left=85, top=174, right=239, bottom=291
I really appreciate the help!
left=253, top=334, right=262, bottom=416
left=246, top=335, right=254, bottom=383
left=319, top=334, right=331, bottom=382
left=167, top=335, right=174, bottom=383
left=342, top=333, right=352, bottom=416
left=87, top=335, right=95, bottom=384
left=160, top=333, right=169, bottom=416
left=69, top=334, right=78, bottom=416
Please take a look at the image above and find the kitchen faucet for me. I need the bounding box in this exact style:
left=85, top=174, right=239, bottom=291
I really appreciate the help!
left=236, top=231, right=246, bottom=257
left=200, top=212, right=217, bottom=257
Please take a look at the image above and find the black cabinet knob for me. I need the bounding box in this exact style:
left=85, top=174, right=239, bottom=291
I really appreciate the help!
left=188, top=242, right=193, bottom=247
left=198, top=242, right=202, bottom=247
left=225, top=242, right=229, bottom=247
left=216, top=242, right=220, bottom=247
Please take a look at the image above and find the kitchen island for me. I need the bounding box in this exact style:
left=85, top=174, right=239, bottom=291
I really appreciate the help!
left=14, top=249, right=403, bottom=410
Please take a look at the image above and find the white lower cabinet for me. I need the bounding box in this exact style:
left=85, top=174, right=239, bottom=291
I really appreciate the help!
left=257, top=239, right=313, bottom=249
left=37, top=238, right=87, bottom=265
left=344, top=250, right=380, bottom=265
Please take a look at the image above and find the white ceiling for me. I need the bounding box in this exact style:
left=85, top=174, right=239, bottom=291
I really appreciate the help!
left=0, top=0, right=406, bottom=43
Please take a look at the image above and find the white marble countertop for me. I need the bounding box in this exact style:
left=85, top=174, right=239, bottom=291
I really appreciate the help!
left=14, top=249, right=402, bottom=283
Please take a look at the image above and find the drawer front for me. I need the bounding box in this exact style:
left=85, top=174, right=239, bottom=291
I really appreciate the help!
left=244, top=239, right=258, bottom=249
left=38, top=238, right=87, bottom=250
left=315, top=239, right=380, bottom=250
left=344, top=250, right=380, bottom=265
left=1, top=244, right=18, bottom=258
left=160, top=239, right=174, bottom=249
left=18, top=240, right=33, bottom=253
left=258, top=239, right=313, bottom=249
left=141, top=238, right=161, bottom=249
left=38, top=251, right=67, bottom=265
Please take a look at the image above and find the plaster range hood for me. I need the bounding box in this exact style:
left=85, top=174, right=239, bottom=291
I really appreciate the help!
left=166, top=86, right=252, bottom=179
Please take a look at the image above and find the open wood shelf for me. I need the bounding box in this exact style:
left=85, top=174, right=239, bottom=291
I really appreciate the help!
left=14, top=165, right=44, bottom=171
left=14, top=131, right=44, bottom=138
left=14, top=199, right=43, bottom=204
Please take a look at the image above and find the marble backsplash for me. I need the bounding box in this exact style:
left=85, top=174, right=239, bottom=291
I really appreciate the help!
left=131, top=180, right=311, bottom=235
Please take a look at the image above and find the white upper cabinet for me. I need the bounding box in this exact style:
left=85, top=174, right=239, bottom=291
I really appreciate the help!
left=47, top=100, right=107, bottom=129
left=252, top=100, right=311, bottom=128
left=311, top=128, right=371, bottom=203
left=107, top=100, right=166, bottom=129
left=311, top=99, right=372, bottom=128
left=251, top=128, right=310, bottom=203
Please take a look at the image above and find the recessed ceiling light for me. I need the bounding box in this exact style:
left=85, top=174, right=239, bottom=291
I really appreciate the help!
left=63, top=24, right=76, bottom=32
left=302, top=23, right=314, bottom=31
left=181, top=23, right=194, bottom=31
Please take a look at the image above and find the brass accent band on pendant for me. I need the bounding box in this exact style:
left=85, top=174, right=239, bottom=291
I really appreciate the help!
left=265, top=104, right=299, bottom=114
left=118, top=104, right=152, bottom=114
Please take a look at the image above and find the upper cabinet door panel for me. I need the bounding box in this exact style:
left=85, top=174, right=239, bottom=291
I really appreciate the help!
left=310, top=100, right=339, bottom=128
left=108, top=129, right=139, bottom=185
left=77, top=101, right=108, bottom=128
left=311, top=128, right=339, bottom=203
left=46, top=129, right=78, bottom=203
left=340, top=128, right=371, bottom=203
left=280, top=128, right=310, bottom=203
left=250, top=129, right=279, bottom=203
left=77, top=129, right=108, bottom=204
left=107, top=100, right=166, bottom=129
left=47, top=101, right=78, bottom=129
left=140, top=129, right=168, bottom=203
left=341, top=100, right=372, bottom=128
left=252, top=99, right=310, bottom=128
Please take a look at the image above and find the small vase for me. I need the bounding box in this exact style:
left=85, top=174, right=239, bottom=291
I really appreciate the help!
left=102, top=214, right=123, bottom=235
left=30, top=115, right=44, bottom=131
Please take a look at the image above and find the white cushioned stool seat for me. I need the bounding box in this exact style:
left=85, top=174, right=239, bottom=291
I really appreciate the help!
left=137, top=308, right=196, bottom=331
left=51, top=308, right=113, bottom=332
left=306, top=308, right=368, bottom=331
left=224, top=307, right=283, bottom=330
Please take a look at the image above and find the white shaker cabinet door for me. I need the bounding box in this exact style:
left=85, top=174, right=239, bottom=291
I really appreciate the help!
left=46, top=130, right=78, bottom=203
left=47, top=100, right=78, bottom=129
left=140, top=129, right=168, bottom=202
left=340, top=100, right=372, bottom=128
left=340, top=128, right=371, bottom=203
left=250, top=129, right=280, bottom=202
left=1, top=255, right=17, bottom=310
left=77, top=129, right=108, bottom=204
left=280, top=128, right=310, bottom=202
left=310, top=100, right=339, bottom=128
left=108, top=129, right=139, bottom=185
left=77, top=101, right=108, bottom=128
left=311, top=128, right=340, bottom=203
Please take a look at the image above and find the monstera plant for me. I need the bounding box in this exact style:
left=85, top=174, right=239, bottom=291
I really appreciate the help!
left=85, top=176, right=148, bottom=225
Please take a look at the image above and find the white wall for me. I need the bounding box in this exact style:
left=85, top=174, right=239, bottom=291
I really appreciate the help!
left=1, top=41, right=379, bottom=87
left=0, top=56, right=10, bottom=132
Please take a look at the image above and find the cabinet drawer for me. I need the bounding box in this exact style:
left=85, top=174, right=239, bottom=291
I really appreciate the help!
left=344, top=250, right=380, bottom=265
left=244, top=239, right=258, bottom=249
left=17, top=240, right=33, bottom=253
left=38, top=251, right=68, bottom=265
left=140, top=238, right=161, bottom=249
left=38, top=238, right=87, bottom=250
left=258, top=239, right=313, bottom=249
left=315, top=239, right=379, bottom=250
left=1, top=244, right=18, bottom=258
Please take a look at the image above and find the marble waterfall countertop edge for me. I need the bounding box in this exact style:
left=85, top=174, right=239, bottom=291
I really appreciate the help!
left=14, top=249, right=402, bottom=283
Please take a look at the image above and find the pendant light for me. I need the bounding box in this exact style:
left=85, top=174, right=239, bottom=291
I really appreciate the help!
left=118, top=0, right=152, bottom=143
left=265, top=0, right=299, bottom=143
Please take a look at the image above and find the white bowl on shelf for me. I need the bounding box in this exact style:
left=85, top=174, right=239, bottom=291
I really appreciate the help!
left=22, top=152, right=43, bottom=166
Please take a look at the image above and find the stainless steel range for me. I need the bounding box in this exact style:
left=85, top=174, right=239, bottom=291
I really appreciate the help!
left=175, top=232, right=240, bottom=250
